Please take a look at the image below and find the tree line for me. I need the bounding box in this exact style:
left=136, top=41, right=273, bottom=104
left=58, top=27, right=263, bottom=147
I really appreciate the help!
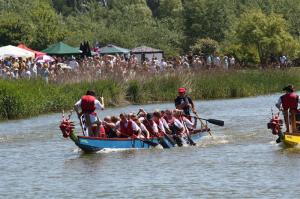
left=1, top=0, right=300, bottom=66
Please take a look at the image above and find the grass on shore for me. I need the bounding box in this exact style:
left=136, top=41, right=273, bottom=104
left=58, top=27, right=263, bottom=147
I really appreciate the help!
left=0, top=69, right=299, bottom=120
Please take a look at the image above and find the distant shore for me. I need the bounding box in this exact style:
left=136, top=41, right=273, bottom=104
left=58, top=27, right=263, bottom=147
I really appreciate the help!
left=0, top=68, right=299, bottom=120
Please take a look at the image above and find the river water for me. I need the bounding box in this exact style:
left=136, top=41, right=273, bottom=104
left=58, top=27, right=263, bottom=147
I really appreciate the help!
left=1, top=94, right=300, bottom=198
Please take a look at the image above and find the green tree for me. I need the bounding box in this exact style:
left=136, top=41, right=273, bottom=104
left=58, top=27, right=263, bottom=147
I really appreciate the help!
left=272, top=0, right=300, bottom=37
left=191, top=38, right=219, bottom=56
left=30, top=3, right=66, bottom=49
left=183, top=0, right=234, bottom=46
left=230, top=9, right=299, bottom=65
left=157, top=0, right=183, bottom=19
left=0, top=12, right=34, bottom=46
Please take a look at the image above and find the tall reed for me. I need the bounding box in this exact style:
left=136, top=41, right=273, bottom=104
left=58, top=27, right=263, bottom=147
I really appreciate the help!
left=0, top=69, right=299, bottom=120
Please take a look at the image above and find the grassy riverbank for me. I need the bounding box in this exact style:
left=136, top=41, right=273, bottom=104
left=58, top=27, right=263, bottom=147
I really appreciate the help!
left=1, top=69, right=300, bottom=120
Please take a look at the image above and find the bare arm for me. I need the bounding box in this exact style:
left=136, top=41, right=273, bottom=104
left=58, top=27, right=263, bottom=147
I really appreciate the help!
left=74, top=99, right=82, bottom=115
left=275, top=98, right=282, bottom=110
left=95, top=99, right=104, bottom=110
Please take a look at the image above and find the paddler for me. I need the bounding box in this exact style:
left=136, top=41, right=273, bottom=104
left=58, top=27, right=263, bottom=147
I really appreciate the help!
left=173, top=109, right=196, bottom=145
left=275, top=85, right=299, bottom=142
left=141, top=113, right=160, bottom=137
left=164, top=109, right=189, bottom=146
left=175, top=87, right=196, bottom=120
left=102, top=116, right=119, bottom=138
left=115, top=113, right=142, bottom=138
left=74, top=90, right=104, bottom=137
left=153, top=110, right=177, bottom=146
left=140, top=112, right=172, bottom=148
left=130, top=113, right=150, bottom=139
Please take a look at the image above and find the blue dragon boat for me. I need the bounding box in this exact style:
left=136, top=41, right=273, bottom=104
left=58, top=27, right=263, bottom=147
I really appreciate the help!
left=59, top=112, right=223, bottom=153
left=73, top=130, right=209, bottom=152
left=60, top=121, right=210, bottom=152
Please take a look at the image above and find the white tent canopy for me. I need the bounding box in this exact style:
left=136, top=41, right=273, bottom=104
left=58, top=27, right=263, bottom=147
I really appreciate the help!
left=0, top=45, right=35, bottom=58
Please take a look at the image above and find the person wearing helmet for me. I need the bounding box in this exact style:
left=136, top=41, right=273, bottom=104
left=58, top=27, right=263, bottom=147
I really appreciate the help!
left=175, top=87, right=196, bottom=118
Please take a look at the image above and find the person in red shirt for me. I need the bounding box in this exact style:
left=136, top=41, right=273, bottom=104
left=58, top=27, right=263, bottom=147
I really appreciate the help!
left=115, top=113, right=141, bottom=138
left=74, top=90, right=104, bottom=137
left=276, top=85, right=299, bottom=135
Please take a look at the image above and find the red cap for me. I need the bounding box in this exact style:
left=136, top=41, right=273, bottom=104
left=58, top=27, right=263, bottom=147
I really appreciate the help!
left=178, top=87, right=186, bottom=93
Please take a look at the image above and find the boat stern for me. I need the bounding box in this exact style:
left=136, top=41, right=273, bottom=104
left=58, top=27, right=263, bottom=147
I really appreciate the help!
left=284, top=133, right=300, bottom=146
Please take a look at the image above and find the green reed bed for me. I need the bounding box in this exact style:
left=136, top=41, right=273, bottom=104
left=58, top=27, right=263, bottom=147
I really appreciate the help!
left=0, top=69, right=299, bottom=120
left=0, top=79, right=124, bottom=120
left=131, top=69, right=300, bottom=102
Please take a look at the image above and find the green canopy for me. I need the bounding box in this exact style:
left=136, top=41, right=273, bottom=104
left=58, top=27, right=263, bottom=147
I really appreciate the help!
left=99, top=44, right=130, bottom=55
left=42, top=42, right=82, bottom=55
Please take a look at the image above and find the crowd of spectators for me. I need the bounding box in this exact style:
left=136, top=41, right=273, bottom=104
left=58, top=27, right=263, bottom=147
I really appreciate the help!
left=0, top=53, right=291, bottom=83
left=0, top=54, right=288, bottom=82
left=0, top=53, right=240, bottom=83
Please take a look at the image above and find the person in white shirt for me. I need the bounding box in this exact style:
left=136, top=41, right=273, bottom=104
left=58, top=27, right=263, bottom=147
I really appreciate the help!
left=229, top=56, right=235, bottom=67
left=159, top=59, right=167, bottom=71
left=74, top=90, right=104, bottom=137
left=69, top=57, right=79, bottom=71
left=130, top=114, right=150, bottom=138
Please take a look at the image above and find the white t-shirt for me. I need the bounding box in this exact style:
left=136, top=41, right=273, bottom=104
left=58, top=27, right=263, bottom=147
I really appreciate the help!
left=25, top=70, right=31, bottom=78
left=161, top=118, right=170, bottom=130
left=139, top=117, right=158, bottom=133
left=139, top=123, right=148, bottom=132
left=230, top=57, right=235, bottom=65
left=156, top=119, right=166, bottom=133
left=173, top=118, right=184, bottom=129
left=69, top=60, right=79, bottom=70
left=182, top=117, right=194, bottom=129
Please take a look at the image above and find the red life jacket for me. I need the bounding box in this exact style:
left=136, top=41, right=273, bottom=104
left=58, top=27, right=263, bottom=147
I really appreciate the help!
left=104, top=125, right=111, bottom=134
left=281, top=93, right=299, bottom=110
left=143, top=119, right=156, bottom=135
left=81, top=95, right=96, bottom=113
left=154, top=119, right=160, bottom=126
left=120, top=120, right=134, bottom=137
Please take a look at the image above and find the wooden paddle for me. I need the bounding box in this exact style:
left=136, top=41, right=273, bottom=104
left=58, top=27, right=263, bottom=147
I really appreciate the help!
left=190, top=111, right=212, bottom=138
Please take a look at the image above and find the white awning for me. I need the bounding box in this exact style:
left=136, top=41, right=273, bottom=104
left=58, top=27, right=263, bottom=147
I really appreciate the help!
left=0, top=45, right=35, bottom=58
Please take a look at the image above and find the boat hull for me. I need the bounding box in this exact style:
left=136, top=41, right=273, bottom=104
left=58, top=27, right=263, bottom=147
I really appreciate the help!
left=73, top=131, right=209, bottom=152
left=283, top=133, right=300, bottom=147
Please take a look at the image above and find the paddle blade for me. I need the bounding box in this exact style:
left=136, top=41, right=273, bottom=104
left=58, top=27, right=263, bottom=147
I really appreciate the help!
left=207, top=119, right=224, bottom=126
left=141, top=139, right=159, bottom=147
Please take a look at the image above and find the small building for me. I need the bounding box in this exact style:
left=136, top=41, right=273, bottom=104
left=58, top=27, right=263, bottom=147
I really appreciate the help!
left=131, top=46, right=164, bottom=63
